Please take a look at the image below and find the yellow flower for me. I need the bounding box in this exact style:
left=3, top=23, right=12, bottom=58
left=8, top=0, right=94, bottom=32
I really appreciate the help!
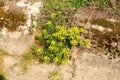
left=44, top=56, right=50, bottom=62
left=62, top=48, right=70, bottom=55
left=50, top=13, right=56, bottom=18
left=46, top=21, right=52, bottom=25
left=61, top=59, right=70, bottom=64
left=53, top=57, right=59, bottom=63
left=37, top=48, right=43, bottom=55
left=85, top=39, right=91, bottom=45
left=70, top=40, right=78, bottom=45
left=51, top=40, right=56, bottom=45
left=56, top=25, right=61, bottom=30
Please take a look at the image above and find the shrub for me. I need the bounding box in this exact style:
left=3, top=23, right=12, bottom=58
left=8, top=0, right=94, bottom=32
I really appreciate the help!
left=35, top=16, right=90, bottom=64
left=35, top=0, right=91, bottom=64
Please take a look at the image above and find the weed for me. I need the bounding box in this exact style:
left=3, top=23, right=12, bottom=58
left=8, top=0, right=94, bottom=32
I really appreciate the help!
left=49, top=71, right=60, bottom=80
left=0, top=49, right=8, bottom=56
left=23, top=53, right=33, bottom=60
left=21, top=53, right=33, bottom=73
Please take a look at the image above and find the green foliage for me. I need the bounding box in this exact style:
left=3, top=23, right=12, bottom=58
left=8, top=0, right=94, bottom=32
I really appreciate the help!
left=49, top=71, right=60, bottom=80
left=23, top=53, right=33, bottom=60
left=38, top=0, right=75, bottom=28
left=22, top=53, right=33, bottom=73
left=38, top=0, right=113, bottom=34
left=43, top=0, right=112, bottom=12
left=91, top=0, right=111, bottom=8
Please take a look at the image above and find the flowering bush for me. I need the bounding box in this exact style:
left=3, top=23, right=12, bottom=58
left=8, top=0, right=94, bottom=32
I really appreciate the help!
left=35, top=0, right=91, bottom=64
left=35, top=16, right=90, bottom=64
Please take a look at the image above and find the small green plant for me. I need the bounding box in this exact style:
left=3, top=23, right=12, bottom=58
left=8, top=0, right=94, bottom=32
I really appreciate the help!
left=91, top=0, right=111, bottom=8
left=21, top=53, right=33, bottom=73
left=23, top=53, right=33, bottom=60
left=0, top=49, right=8, bottom=56
left=49, top=71, right=60, bottom=80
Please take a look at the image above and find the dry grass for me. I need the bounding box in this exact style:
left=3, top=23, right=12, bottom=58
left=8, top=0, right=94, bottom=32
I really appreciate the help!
left=0, top=6, right=26, bottom=31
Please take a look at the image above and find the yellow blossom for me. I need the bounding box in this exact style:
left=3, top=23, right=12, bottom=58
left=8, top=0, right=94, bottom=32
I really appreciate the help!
left=50, top=13, right=56, bottom=18
left=46, top=21, right=52, bottom=25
